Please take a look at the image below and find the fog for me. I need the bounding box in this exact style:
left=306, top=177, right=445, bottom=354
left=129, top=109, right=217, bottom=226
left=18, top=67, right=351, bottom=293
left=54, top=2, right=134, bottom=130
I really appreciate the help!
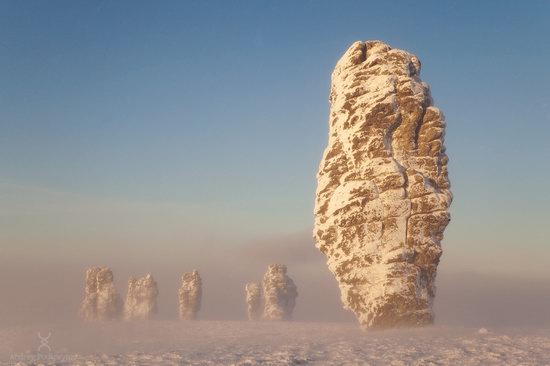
left=1, top=230, right=549, bottom=329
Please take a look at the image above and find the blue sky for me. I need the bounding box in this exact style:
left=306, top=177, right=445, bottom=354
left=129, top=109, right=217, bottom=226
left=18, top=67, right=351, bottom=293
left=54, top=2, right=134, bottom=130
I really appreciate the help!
left=1, top=0, right=549, bottom=278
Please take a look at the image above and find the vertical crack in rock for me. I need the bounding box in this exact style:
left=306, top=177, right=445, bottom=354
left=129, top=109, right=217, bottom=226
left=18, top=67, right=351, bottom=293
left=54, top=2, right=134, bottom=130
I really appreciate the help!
left=314, top=40, right=452, bottom=329
left=79, top=267, right=122, bottom=321
left=178, top=270, right=202, bottom=320
left=123, top=274, right=159, bottom=320
left=245, top=282, right=262, bottom=320
left=262, top=264, right=298, bottom=320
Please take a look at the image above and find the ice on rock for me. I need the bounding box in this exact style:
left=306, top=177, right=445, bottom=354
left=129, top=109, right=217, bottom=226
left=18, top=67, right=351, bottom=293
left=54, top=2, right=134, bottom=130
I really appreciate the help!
left=79, top=267, right=122, bottom=321
left=123, top=274, right=158, bottom=320
left=313, top=40, right=452, bottom=329
left=178, top=270, right=202, bottom=320
left=262, top=264, right=298, bottom=320
left=245, top=282, right=262, bottom=320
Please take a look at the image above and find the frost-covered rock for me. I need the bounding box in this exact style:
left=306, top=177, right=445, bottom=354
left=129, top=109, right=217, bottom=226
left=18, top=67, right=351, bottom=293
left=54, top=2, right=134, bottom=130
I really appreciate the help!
left=245, top=282, right=262, bottom=320
left=79, top=267, right=122, bottom=321
left=123, top=274, right=158, bottom=320
left=314, top=40, right=452, bottom=329
left=178, top=270, right=202, bottom=320
left=262, top=264, right=298, bottom=320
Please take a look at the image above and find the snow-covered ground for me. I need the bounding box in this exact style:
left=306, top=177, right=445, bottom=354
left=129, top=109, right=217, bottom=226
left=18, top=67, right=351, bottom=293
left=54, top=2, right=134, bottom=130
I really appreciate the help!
left=1, top=321, right=549, bottom=365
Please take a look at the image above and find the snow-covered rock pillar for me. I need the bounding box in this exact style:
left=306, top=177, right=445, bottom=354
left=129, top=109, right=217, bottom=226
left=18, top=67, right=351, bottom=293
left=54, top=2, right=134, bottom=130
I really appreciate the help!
left=178, top=270, right=202, bottom=320
left=245, top=282, right=262, bottom=320
left=314, top=40, right=452, bottom=329
left=262, top=264, right=298, bottom=320
left=123, top=274, right=158, bottom=320
left=79, top=267, right=122, bottom=321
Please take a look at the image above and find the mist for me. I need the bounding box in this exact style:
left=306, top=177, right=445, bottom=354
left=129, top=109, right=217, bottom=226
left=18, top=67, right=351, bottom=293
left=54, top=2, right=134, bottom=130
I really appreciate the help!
left=2, top=229, right=549, bottom=329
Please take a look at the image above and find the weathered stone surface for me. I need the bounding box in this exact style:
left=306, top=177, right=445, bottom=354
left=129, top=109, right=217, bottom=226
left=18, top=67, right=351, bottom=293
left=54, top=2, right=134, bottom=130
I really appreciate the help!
left=178, top=270, right=202, bottom=320
left=313, top=40, right=452, bottom=329
left=262, top=264, right=298, bottom=320
left=123, top=274, right=158, bottom=320
left=79, top=267, right=122, bottom=321
left=245, top=282, right=262, bottom=320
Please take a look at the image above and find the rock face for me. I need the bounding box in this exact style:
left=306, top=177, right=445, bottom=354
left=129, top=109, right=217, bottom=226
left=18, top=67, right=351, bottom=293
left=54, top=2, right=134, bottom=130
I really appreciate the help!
left=123, top=274, right=158, bottom=320
left=79, top=267, right=122, bottom=320
left=313, top=41, right=452, bottom=329
left=262, top=264, right=298, bottom=320
left=178, top=270, right=202, bottom=320
left=245, top=282, right=262, bottom=320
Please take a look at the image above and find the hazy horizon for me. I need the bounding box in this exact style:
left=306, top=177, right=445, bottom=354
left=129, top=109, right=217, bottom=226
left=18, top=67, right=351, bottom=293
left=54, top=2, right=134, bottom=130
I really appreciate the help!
left=2, top=228, right=550, bottom=328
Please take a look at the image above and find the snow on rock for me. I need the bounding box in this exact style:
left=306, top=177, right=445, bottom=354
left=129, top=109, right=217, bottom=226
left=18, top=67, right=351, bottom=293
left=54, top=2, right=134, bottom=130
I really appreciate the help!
left=262, top=264, right=298, bottom=320
left=245, top=282, right=262, bottom=320
left=178, top=270, right=202, bottom=320
left=313, top=40, right=452, bottom=329
left=123, top=274, right=158, bottom=320
left=79, top=267, right=122, bottom=321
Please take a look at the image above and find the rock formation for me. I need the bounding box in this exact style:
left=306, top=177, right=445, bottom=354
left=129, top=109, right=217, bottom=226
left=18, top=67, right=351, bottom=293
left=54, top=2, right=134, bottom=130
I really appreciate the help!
left=245, top=282, right=262, bottom=320
left=79, top=267, right=122, bottom=321
left=313, top=40, right=452, bottom=329
left=262, top=264, right=298, bottom=320
left=123, top=274, right=158, bottom=320
left=178, top=270, right=202, bottom=320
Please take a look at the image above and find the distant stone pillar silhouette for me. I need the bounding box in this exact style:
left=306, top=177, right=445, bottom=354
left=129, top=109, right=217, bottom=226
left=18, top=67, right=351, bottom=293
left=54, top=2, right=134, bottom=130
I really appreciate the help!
left=179, top=270, right=202, bottom=320
left=245, top=282, right=262, bottom=320
left=123, top=274, right=158, bottom=320
left=262, top=264, right=298, bottom=320
left=79, top=267, right=122, bottom=321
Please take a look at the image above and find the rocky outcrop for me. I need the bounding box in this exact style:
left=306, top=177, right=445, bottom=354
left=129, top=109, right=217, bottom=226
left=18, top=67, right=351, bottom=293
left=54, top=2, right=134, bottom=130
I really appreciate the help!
left=262, top=264, right=298, bottom=320
left=178, top=270, right=202, bottom=320
left=314, top=41, right=452, bottom=329
left=123, top=274, right=158, bottom=320
left=245, top=282, right=262, bottom=320
left=79, top=267, right=122, bottom=321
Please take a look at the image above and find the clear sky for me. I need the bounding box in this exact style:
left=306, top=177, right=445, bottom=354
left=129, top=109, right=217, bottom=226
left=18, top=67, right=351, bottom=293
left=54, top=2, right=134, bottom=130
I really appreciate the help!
left=1, top=1, right=549, bottom=324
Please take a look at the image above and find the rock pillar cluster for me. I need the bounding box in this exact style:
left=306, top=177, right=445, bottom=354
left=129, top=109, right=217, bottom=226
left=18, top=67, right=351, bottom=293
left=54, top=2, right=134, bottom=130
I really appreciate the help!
left=244, top=265, right=298, bottom=320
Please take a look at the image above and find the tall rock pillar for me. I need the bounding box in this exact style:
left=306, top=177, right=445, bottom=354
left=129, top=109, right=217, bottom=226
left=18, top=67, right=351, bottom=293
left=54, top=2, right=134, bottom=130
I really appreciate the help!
left=314, top=41, right=452, bottom=329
